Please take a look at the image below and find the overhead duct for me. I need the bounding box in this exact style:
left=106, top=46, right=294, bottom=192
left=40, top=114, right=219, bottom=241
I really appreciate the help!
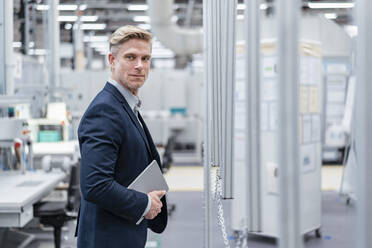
left=147, top=0, right=203, bottom=55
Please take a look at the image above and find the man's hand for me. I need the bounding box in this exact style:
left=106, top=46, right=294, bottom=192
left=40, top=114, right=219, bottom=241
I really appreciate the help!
left=144, top=190, right=166, bottom=220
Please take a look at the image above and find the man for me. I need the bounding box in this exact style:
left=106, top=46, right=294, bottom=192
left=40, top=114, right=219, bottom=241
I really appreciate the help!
left=76, top=25, right=168, bottom=248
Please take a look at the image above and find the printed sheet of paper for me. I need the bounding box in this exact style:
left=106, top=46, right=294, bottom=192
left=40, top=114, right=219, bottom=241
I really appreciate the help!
left=235, top=101, right=246, bottom=130
left=312, top=115, right=321, bottom=142
left=269, top=102, right=278, bottom=130
left=234, top=131, right=246, bottom=161
left=261, top=102, right=269, bottom=131
left=300, top=86, right=309, bottom=113
left=302, top=115, right=312, bottom=144
left=309, top=86, right=319, bottom=113
left=262, top=80, right=278, bottom=101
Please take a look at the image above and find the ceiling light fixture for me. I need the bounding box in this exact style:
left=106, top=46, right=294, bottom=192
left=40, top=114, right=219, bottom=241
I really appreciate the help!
left=324, top=13, right=337, bottom=19
left=80, top=16, right=99, bottom=22
left=308, top=2, right=355, bottom=9
left=58, top=16, right=98, bottom=22
left=237, top=3, right=268, bottom=10
left=79, top=4, right=87, bottom=11
left=36, top=4, right=86, bottom=11
left=58, top=5, right=78, bottom=11
left=132, top=16, right=150, bottom=23
left=83, top=36, right=109, bottom=42
left=36, top=4, right=49, bottom=11
left=128, top=5, right=148, bottom=11
left=13, top=42, right=22, bottom=48
left=64, top=23, right=73, bottom=30
left=138, top=24, right=151, bottom=30
left=58, top=16, right=78, bottom=22
left=80, top=23, right=107, bottom=30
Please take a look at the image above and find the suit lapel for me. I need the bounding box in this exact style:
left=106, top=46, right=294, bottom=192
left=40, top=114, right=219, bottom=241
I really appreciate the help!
left=121, top=102, right=151, bottom=157
left=103, top=82, right=152, bottom=159
left=138, top=113, right=162, bottom=168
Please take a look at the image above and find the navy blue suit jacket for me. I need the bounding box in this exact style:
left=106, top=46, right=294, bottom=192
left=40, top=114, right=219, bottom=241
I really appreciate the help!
left=77, top=83, right=167, bottom=248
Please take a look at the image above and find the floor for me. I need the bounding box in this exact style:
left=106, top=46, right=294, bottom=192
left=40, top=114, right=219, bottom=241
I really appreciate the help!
left=147, top=190, right=356, bottom=248
left=15, top=165, right=355, bottom=248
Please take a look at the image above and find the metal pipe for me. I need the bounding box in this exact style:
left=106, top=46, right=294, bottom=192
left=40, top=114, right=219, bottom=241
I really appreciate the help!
left=203, top=0, right=212, bottom=247
left=73, top=18, right=85, bottom=71
left=277, top=0, right=303, bottom=247
left=48, top=0, right=60, bottom=100
left=147, top=0, right=203, bottom=55
left=4, top=0, right=14, bottom=95
left=0, top=1, right=5, bottom=95
left=184, top=0, right=195, bottom=27
left=24, top=0, right=30, bottom=55
left=244, top=0, right=261, bottom=232
left=355, top=0, right=372, bottom=247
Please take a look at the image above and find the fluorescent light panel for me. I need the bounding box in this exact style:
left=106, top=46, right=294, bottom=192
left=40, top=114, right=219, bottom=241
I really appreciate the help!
left=13, top=42, right=35, bottom=48
left=64, top=23, right=73, bottom=30
left=79, top=4, right=87, bottom=11
left=58, top=16, right=78, bottom=22
left=58, top=15, right=98, bottom=22
left=308, top=2, right=355, bottom=9
left=237, top=3, right=268, bottom=10
left=80, top=23, right=107, bottom=30
left=29, top=49, right=47, bottom=55
left=138, top=24, right=151, bottom=30
left=58, top=4, right=78, bottom=11
left=36, top=4, right=49, bottom=11
left=324, top=13, right=337, bottom=19
left=83, top=36, right=109, bottom=42
left=128, top=4, right=148, bottom=11
left=80, top=16, right=99, bottom=22
left=133, top=16, right=150, bottom=23
left=13, top=42, right=22, bottom=48
left=36, top=4, right=87, bottom=11
left=90, top=43, right=109, bottom=48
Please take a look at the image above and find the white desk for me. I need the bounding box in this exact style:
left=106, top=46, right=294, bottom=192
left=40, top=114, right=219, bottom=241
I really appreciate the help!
left=0, top=170, right=66, bottom=227
left=32, top=140, right=79, bottom=157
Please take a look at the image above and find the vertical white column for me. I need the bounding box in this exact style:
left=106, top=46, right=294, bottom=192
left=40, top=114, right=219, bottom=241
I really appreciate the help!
left=277, top=0, right=303, bottom=247
left=223, top=0, right=237, bottom=199
left=74, top=19, right=85, bottom=71
left=244, top=0, right=261, bottom=232
left=355, top=0, right=372, bottom=247
left=203, top=0, right=237, bottom=246
left=203, top=0, right=212, bottom=246
left=0, top=1, right=5, bottom=95
left=4, top=0, right=14, bottom=95
left=24, top=0, right=30, bottom=55
left=48, top=0, right=60, bottom=97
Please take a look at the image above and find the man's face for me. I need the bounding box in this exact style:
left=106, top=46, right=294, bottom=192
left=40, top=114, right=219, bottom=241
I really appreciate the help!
left=109, top=38, right=151, bottom=96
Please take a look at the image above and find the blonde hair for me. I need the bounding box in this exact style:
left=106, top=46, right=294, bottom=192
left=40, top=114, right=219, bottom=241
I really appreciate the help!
left=109, top=25, right=152, bottom=55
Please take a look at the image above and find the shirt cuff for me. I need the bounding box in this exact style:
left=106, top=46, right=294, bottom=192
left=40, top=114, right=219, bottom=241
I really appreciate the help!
left=136, top=195, right=151, bottom=225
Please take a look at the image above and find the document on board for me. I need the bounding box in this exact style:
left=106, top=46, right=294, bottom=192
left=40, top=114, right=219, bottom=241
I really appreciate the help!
left=128, top=160, right=169, bottom=194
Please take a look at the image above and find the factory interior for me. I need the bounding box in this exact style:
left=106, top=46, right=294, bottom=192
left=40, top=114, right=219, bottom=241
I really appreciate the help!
left=0, top=0, right=371, bottom=247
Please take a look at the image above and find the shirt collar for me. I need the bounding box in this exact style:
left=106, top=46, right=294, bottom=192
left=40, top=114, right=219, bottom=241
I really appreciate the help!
left=108, top=77, right=141, bottom=112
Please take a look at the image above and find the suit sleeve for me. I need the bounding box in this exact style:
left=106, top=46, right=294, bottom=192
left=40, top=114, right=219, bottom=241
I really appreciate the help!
left=78, top=102, right=148, bottom=223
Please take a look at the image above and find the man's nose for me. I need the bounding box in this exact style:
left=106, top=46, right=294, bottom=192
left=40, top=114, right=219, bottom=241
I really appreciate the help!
left=134, top=59, right=143, bottom=69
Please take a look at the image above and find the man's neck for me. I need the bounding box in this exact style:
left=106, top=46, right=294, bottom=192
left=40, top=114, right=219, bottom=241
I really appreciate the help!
left=111, top=76, right=138, bottom=96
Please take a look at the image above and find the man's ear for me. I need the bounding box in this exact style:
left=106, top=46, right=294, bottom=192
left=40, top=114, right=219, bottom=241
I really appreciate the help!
left=108, top=53, right=115, bottom=67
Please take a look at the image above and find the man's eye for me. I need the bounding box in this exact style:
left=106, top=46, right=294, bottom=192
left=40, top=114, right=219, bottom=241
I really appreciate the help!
left=143, top=57, right=150, bottom=61
left=126, top=55, right=135, bottom=60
